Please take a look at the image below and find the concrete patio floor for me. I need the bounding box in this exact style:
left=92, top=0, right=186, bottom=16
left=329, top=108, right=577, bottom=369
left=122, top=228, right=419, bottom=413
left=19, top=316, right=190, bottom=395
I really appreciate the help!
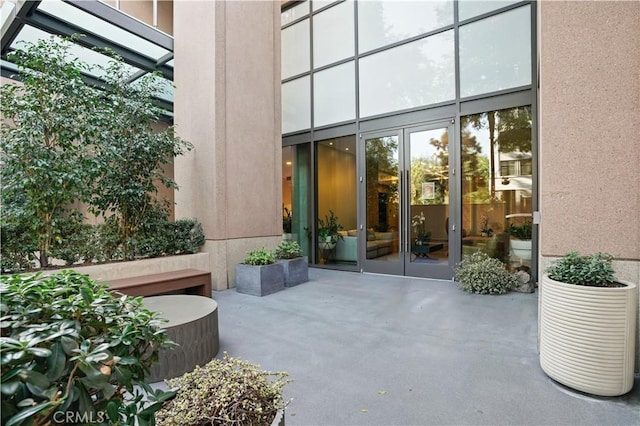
left=211, top=268, right=639, bottom=426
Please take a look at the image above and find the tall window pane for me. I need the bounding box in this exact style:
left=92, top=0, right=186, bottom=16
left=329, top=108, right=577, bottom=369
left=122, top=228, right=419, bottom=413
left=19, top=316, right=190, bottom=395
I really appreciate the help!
left=282, top=19, right=310, bottom=79
left=458, top=0, right=520, bottom=21
left=313, top=1, right=354, bottom=68
left=461, top=106, right=532, bottom=272
left=283, top=144, right=312, bottom=258
left=316, top=136, right=357, bottom=265
left=282, top=76, right=310, bottom=134
left=459, top=6, right=531, bottom=98
left=358, top=0, right=453, bottom=53
left=359, top=30, right=455, bottom=118
left=314, top=61, right=355, bottom=127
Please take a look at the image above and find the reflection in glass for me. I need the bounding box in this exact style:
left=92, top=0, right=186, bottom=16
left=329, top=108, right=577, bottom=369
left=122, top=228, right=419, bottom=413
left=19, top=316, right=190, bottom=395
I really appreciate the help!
left=313, top=1, right=354, bottom=69
left=281, top=19, right=310, bottom=79
left=282, top=145, right=312, bottom=258
left=282, top=76, right=310, bottom=134
left=365, top=136, right=400, bottom=260
left=459, top=6, right=531, bottom=98
left=314, top=62, right=356, bottom=127
left=460, top=106, right=532, bottom=272
left=316, top=136, right=357, bottom=265
left=409, top=129, right=449, bottom=265
left=359, top=30, right=455, bottom=118
left=358, top=0, right=453, bottom=53
left=458, top=0, right=520, bottom=21
left=281, top=1, right=309, bottom=27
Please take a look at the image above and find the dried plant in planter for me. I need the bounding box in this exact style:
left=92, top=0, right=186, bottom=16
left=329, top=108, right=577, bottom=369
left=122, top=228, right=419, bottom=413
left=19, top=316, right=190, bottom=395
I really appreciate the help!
left=156, top=353, right=290, bottom=426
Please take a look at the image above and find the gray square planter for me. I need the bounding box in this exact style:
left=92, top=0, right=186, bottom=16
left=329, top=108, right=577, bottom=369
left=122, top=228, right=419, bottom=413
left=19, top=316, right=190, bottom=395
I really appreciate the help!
left=235, top=263, right=284, bottom=296
left=278, top=256, right=308, bottom=287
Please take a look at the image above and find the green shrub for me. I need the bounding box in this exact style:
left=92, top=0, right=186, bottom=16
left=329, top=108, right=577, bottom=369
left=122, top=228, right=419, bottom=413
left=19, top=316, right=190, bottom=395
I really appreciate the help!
left=507, top=221, right=532, bottom=239
left=0, top=271, right=175, bottom=426
left=0, top=222, right=37, bottom=273
left=48, top=212, right=96, bottom=266
left=243, top=247, right=276, bottom=266
left=169, top=219, right=205, bottom=255
left=155, top=353, right=289, bottom=426
left=274, top=241, right=303, bottom=260
left=546, top=251, right=615, bottom=287
left=455, top=251, right=518, bottom=295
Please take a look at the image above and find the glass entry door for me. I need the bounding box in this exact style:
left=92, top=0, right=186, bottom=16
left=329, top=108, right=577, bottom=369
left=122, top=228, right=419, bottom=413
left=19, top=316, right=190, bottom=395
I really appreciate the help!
left=361, top=121, right=456, bottom=279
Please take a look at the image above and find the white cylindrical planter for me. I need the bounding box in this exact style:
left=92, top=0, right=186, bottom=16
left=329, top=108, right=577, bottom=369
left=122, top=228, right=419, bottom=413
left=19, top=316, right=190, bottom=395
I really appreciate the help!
left=539, top=274, right=638, bottom=396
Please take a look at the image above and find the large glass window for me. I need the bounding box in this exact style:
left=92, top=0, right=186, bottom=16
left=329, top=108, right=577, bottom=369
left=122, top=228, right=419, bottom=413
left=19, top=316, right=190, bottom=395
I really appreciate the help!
left=313, top=1, right=354, bottom=68
left=316, top=136, right=357, bottom=265
left=359, top=30, right=455, bottom=118
left=461, top=106, right=533, bottom=271
left=459, top=6, right=531, bottom=98
left=314, top=61, right=355, bottom=127
left=282, top=19, right=310, bottom=79
left=358, top=0, right=453, bottom=53
left=282, top=76, right=311, bottom=134
left=283, top=144, right=312, bottom=258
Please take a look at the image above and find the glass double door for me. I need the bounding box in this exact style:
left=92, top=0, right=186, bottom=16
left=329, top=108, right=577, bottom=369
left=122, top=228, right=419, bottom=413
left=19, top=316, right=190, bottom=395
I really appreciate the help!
left=360, top=121, right=456, bottom=279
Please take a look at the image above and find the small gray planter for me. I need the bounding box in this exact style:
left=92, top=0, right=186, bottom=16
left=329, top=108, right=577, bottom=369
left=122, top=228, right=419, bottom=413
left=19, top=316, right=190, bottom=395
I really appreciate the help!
left=278, top=256, right=308, bottom=287
left=235, top=263, right=284, bottom=296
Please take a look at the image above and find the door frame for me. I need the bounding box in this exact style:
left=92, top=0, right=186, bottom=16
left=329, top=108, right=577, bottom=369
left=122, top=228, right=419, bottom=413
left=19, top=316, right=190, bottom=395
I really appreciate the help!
left=358, top=119, right=458, bottom=280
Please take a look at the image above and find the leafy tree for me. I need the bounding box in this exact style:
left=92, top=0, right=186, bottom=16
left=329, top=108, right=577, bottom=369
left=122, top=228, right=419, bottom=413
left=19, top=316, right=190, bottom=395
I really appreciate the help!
left=88, top=55, right=191, bottom=255
left=0, top=38, right=100, bottom=267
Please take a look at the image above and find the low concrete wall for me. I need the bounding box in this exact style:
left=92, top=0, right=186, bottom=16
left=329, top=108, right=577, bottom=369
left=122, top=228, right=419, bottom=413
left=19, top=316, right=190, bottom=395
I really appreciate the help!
left=39, top=253, right=210, bottom=282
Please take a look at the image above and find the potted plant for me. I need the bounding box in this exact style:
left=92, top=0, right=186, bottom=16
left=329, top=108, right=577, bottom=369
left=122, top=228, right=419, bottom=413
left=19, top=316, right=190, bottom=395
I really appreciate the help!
left=274, top=240, right=308, bottom=287
left=156, top=353, right=289, bottom=426
left=282, top=206, right=294, bottom=241
left=411, top=212, right=431, bottom=245
left=235, top=247, right=284, bottom=296
left=540, top=252, right=638, bottom=396
left=506, top=219, right=532, bottom=262
left=317, top=210, right=343, bottom=250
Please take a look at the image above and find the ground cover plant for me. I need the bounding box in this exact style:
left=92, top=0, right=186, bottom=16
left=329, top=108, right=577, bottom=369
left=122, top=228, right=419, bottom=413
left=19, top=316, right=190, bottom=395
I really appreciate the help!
left=0, top=271, right=175, bottom=425
left=0, top=36, right=195, bottom=273
left=155, top=353, right=289, bottom=426
left=455, top=251, right=519, bottom=295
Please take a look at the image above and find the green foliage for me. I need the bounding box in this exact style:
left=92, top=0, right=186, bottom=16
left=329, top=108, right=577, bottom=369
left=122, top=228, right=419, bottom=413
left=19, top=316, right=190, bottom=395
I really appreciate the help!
left=243, top=248, right=276, bottom=266
left=0, top=37, right=99, bottom=267
left=133, top=211, right=205, bottom=258
left=317, top=210, right=344, bottom=243
left=507, top=221, right=532, bottom=240
left=0, top=35, right=197, bottom=271
left=88, top=55, right=191, bottom=248
left=455, top=251, right=518, bottom=295
left=282, top=206, right=292, bottom=234
left=0, top=271, right=175, bottom=426
left=155, top=353, right=289, bottom=426
left=546, top=251, right=616, bottom=287
left=274, top=241, right=303, bottom=260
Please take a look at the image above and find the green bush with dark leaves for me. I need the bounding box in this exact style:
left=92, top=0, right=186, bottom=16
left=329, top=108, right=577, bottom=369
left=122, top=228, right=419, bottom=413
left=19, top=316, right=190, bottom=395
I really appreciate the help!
left=455, top=251, right=518, bottom=295
left=0, top=271, right=175, bottom=426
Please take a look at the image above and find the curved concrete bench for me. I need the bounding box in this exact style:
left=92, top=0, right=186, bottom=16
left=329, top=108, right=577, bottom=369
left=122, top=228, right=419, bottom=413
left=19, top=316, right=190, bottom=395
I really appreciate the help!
left=142, top=295, right=219, bottom=382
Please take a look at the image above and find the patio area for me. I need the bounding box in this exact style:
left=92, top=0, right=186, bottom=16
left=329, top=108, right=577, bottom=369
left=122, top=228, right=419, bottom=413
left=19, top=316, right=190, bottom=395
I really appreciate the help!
left=211, top=269, right=639, bottom=425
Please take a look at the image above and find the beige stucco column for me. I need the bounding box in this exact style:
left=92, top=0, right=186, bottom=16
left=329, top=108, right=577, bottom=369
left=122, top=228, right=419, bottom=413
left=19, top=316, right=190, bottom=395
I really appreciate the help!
left=173, top=0, right=282, bottom=290
left=538, top=0, right=640, bottom=371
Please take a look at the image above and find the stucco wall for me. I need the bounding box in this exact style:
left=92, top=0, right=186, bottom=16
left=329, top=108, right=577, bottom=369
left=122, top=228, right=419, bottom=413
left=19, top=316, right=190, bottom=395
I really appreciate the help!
left=539, top=0, right=640, bottom=269
left=173, top=1, right=281, bottom=289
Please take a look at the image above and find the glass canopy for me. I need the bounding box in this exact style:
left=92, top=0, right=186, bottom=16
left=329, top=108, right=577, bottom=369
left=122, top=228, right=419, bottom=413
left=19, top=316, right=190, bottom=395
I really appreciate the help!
left=1, top=0, right=174, bottom=116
